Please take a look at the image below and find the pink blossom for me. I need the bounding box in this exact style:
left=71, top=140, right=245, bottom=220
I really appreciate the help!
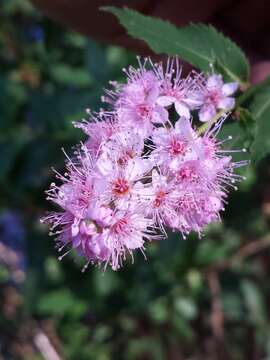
left=73, top=111, right=121, bottom=154
left=96, top=128, right=145, bottom=175
left=104, top=210, right=157, bottom=270
left=151, top=117, right=198, bottom=171
left=146, top=169, right=180, bottom=231
left=156, top=58, right=203, bottom=117
left=96, top=157, right=150, bottom=210
left=42, top=56, right=246, bottom=271
left=197, top=74, right=238, bottom=122
left=115, top=70, right=168, bottom=137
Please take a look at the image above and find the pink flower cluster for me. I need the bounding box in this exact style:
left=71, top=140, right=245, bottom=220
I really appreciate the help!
left=42, top=57, right=246, bottom=271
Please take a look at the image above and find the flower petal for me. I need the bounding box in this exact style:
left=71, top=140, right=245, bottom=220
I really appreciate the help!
left=199, top=104, right=217, bottom=122
left=126, top=158, right=147, bottom=181
left=175, top=101, right=190, bottom=118
left=156, top=95, right=174, bottom=107
left=206, top=74, right=223, bottom=91
left=175, top=117, right=194, bottom=138
left=152, top=105, right=169, bottom=124
left=222, top=82, right=238, bottom=96
left=218, top=97, right=235, bottom=110
left=146, top=83, right=160, bottom=104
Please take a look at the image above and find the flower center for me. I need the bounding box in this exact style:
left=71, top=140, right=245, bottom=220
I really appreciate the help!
left=154, top=190, right=166, bottom=208
left=177, top=166, right=198, bottom=182
left=169, top=138, right=187, bottom=155
left=112, top=217, right=128, bottom=234
left=207, top=90, right=220, bottom=106
left=137, top=104, right=151, bottom=119
left=112, top=178, right=130, bottom=196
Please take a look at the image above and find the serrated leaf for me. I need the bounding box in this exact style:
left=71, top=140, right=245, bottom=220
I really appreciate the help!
left=250, top=86, right=270, bottom=161
left=103, top=6, right=249, bottom=83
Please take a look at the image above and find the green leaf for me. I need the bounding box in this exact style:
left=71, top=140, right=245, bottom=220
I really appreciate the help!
left=103, top=6, right=249, bottom=83
left=217, top=121, right=249, bottom=163
left=49, top=64, right=91, bottom=87
left=237, top=107, right=255, bottom=131
left=174, top=297, right=197, bottom=320
left=237, top=76, right=270, bottom=107
left=37, top=289, right=87, bottom=317
left=250, top=86, right=270, bottom=161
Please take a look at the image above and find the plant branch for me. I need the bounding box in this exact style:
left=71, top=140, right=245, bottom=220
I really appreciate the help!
left=197, top=109, right=226, bottom=136
left=205, top=235, right=270, bottom=273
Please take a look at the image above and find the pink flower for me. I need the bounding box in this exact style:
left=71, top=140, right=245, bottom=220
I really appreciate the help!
left=116, top=70, right=168, bottom=137
left=42, top=56, right=247, bottom=271
left=96, top=157, right=150, bottom=210
left=42, top=146, right=156, bottom=270
left=151, top=117, right=198, bottom=171
left=197, top=74, right=238, bottom=122
left=156, top=58, right=203, bottom=117
left=146, top=169, right=180, bottom=231
left=73, top=111, right=121, bottom=154
left=96, top=128, right=145, bottom=175
left=104, top=210, right=158, bottom=270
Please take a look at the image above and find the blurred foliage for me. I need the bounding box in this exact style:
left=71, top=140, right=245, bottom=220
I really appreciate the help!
left=1, top=1, right=270, bottom=360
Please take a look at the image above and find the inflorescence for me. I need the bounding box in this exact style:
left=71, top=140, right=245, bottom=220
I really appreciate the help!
left=41, top=57, right=247, bottom=271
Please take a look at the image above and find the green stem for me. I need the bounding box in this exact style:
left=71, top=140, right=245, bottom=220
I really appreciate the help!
left=197, top=109, right=226, bottom=136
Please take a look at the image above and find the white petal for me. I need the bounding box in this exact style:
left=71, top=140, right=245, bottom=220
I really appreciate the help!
left=199, top=104, right=217, bottom=122
left=209, top=196, right=222, bottom=212
left=146, top=83, right=159, bottom=103
left=126, top=158, right=147, bottom=181
left=156, top=95, right=174, bottom=107
left=175, top=101, right=190, bottom=118
left=115, top=197, right=130, bottom=211
left=222, top=82, right=238, bottom=96
left=218, top=97, right=235, bottom=110
left=206, top=74, right=223, bottom=91
left=96, top=155, right=113, bottom=175
left=185, top=95, right=204, bottom=108
left=169, top=157, right=181, bottom=171
left=152, top=169, right=167, bottom=188
left=152, top=127, right=169, bottom=146
left=152, top=105, right=168, bottom=124
left=175, top=117, right=193, bottom=137
left=71, top=219, right=80, bottom=237
left=125, top=233, right=144, bottom=249
left=93, top=178, right=108, bottom=200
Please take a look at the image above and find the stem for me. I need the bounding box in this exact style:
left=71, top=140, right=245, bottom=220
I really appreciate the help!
left=197, top=109, right=226, bottom=136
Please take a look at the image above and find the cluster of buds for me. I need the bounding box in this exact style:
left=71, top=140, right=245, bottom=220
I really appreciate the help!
left=42, top=57, right=247, bottom=271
